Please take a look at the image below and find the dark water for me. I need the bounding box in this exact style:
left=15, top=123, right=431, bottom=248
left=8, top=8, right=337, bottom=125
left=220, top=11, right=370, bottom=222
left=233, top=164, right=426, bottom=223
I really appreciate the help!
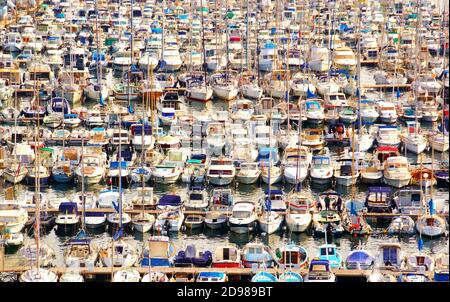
left=1, top=66, right=448, bottom=272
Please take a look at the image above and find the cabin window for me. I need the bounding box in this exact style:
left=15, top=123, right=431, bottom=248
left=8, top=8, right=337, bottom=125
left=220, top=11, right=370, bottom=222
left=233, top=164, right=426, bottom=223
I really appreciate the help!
left=233, top=211, right=251, bottom=219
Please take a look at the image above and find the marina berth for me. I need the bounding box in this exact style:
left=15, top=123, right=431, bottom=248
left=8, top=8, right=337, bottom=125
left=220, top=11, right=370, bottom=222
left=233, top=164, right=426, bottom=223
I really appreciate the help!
left=0, top=0, right=448, bottom=284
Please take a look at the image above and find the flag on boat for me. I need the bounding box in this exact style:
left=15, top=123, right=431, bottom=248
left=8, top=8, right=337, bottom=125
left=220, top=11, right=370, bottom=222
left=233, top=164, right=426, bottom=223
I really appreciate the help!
left=418, top=237, right=424, bottom=251
left=128, top=103, right=134, bottom=114
left=396, top=89, right=401, bottom=99
left=112, top=200, right=120, bottom=213
left=307, top=87, right=317, bottom=99
left=113, top=227, right=123, bottom=240
left=428, top=199, right=435, bottom=215
left=350, top=201, right=357, bottom=216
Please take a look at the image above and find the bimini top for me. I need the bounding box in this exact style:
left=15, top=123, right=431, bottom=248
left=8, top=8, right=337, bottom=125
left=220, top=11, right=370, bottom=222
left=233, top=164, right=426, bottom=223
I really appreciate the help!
left=158, top=195, right=182, bottom=206
left=58, top=202, right=78, bottom=214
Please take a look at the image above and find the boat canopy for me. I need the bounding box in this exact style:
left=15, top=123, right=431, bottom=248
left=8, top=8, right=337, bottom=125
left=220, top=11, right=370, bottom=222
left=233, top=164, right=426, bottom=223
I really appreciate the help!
left=110, top=161, right=128, bottom=169
left=158, top=195, right=182, bottom=206
left=59, top=202, right=78, bottom=214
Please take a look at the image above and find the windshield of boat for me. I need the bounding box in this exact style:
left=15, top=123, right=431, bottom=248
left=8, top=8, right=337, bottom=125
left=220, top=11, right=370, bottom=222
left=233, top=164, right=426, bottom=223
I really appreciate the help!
left=232, top=211, right=251, bottom=219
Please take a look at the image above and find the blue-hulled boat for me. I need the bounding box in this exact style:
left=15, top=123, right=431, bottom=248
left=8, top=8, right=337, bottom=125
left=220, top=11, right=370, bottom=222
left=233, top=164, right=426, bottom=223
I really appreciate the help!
left=251, top=271, right=278, bottom=282
left=140, top=236, right=175, bottom=267
left=196, top=272, right=228, bottom=282
left=278, top=271, right=303, bottom=282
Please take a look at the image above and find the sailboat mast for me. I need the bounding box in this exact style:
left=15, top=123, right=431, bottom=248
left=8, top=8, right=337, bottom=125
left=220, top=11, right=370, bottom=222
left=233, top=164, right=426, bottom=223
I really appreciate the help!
left=356, top=4, right=362, bottom=132
left=200, top=0, right=207, bottom=86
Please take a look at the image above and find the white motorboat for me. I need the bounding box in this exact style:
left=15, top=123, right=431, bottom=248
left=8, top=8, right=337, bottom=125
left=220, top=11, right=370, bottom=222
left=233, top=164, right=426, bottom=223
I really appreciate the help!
left=228, top=201, right=257, bottom=234
left=154, top=209, right=185, bottom=232
left=282, top=146, right=312, bottom=184
left=383, top=156, right=411, bottom=188
left=310, top=154, right=334, bottom=185
left=285, top=192, right=314, bottom=233
left=131, top=213, right=155, bottom=233
left=236, top=162, right=261, bottom=185
left=19, top=268, right=58, bottom=282
left=207, top=157, right=236, bottom=186
left=0, top=203, right=28, bottom=234
left=415, top=214, right=447, bottom=237
left=258, top=211, right=283, bottom=234
left=99, top=239, right=139, bottom=268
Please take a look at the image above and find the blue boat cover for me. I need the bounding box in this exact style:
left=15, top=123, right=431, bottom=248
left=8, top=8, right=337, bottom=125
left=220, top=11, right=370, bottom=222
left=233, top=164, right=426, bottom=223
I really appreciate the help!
left=158, top=195, right=181, bottom=206
left=110, top=161, right=128, bottom=169
left=59, top=202, right=78, bottom=214
left=347, top=251, right=372, bottom=262
left=265, top=189, right=283, bottom=195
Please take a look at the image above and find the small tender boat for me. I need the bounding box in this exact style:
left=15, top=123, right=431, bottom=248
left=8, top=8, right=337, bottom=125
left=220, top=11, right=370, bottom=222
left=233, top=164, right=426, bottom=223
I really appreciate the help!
left=113, top=269, right=141, bottom=282
left=174, top=245, right=212, bottom=268
left=345, top=249, right=375, bottom=270
left=204, top=205, right=229, bottom=230
left=59, top=272, right=84, bottom=282
left=398, top=273, right=430, bottom=282
left=251, top=271, right=278, bottom=282
left=19, top=268, right=58, bottom=282
left=212, top=245, right=241, bottom=268
left=141, top=272, right=169, bottom=282
left=184, top=215, right=204, bottom=229
left=99, top=239, right=139, bottom=268
left=154, top=209, right=185, bottom=232
left=278, top=271, right=303, bottom=282
left=341, top=206, right=372, bottom=236
left=197, top=272, right=228, bottom=282
left=387, top=216, right=416, bottom=235
left=415, top=214, right=447, bottom=237
left=242, top=242, right=276, bottom=268
left=131, top=213, right=155, bottom=233
left=304, top=259, right=336, bottom=282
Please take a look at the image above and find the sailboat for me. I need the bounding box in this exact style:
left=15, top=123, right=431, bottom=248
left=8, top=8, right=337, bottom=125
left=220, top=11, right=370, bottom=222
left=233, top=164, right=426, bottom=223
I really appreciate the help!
left=19, top=105, right=57, bottom=281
